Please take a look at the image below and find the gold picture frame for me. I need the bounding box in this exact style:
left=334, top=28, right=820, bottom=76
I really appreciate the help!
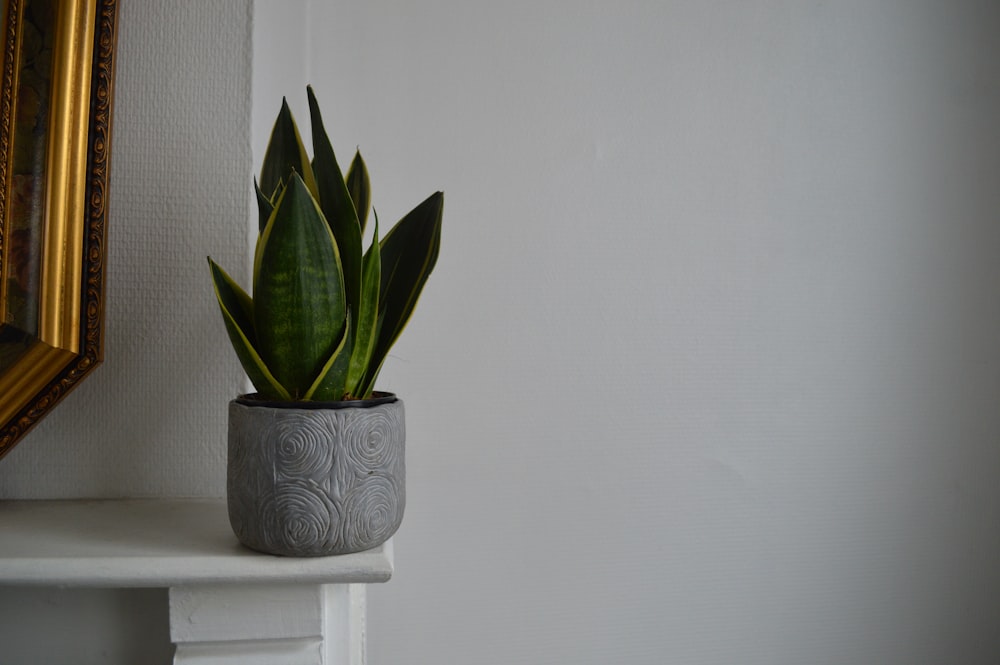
left=0, top=0, right=118, bottom=458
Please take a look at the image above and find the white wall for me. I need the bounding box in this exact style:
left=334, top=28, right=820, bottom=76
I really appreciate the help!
left=0, top=2, right=252, bottom=662
left=276, top=1, right=1000, bottom=663
left=0, top=1, right=251, bottom=497
left=0, top=1, right=998, bottom=663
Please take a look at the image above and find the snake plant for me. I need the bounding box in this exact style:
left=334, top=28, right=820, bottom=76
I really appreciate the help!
left=209, top=86, right=442, bottom=401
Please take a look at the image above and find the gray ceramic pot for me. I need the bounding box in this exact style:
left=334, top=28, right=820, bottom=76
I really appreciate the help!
left=227, top=393, right=405, bottom=557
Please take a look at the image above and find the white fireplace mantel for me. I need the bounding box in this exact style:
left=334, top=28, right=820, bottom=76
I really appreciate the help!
left=0, top=499, right=393, bottom=664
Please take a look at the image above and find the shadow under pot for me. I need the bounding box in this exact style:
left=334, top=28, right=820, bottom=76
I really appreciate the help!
left=226, top=392, right=405, bottom=557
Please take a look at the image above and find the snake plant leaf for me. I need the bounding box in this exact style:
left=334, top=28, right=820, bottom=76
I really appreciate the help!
left=346, top=215, right=381, bottom=397
left=307, top=85, right=363, bottom=333
left=253, top=173, right=346, bottom=399
left=304, top=311, right=353, bottom=401
left=346, top=150, right=371, bottom=234
left=361, top=191, right=443, bottom=392
left=207, top=257, right=290, bottom=400
left=259, top=98, right=318, bottom=201
left=253, top=178, right=275, bottom=234
left=211, top=87, right=444, bottom=404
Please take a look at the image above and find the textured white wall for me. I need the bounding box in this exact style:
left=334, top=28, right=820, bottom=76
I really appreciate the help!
left=0, top=0, right=252, bottom=498
left=0, top=2, right=252, bottom=663
left=275, top=1, right=1000, bottom=663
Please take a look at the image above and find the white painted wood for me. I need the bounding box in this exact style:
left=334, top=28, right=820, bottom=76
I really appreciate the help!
left=349, top=584, right=368, bottom=665
left=0, top=499, right=393, bottom=587
left=322, top=584, right=367, bottom=665
left=170, top=585, right=366, bottom=665
left=0, top=499, right=390, bottom=664
left=173, top=638, right=323, bottom=665
left=170, top=584, right=324, bottom=643
left=170, top=585, right=327, bottom=665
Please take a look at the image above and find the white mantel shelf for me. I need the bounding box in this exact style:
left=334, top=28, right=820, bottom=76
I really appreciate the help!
left=0, top=498, right=393, bottom=587
left=1, top=499, right=391, bottom=663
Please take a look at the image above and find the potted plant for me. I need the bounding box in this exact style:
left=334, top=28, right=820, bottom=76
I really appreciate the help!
left=208, top=86, right=442, bottom=556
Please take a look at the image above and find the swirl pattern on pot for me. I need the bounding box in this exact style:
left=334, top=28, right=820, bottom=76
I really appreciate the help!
left=227, top=399, right=406, bottom=556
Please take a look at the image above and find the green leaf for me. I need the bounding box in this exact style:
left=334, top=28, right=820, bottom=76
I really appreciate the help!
left=361, top=191, right=443, bottom=392
left=304, top=311, right=353, bottom=400
left=253, top=173, right=347, bottom=399
left=346, top=150, right=371, bottom=234
left=346, top=215, right=381, bottom=397
left=259, top=98, right=318, bottom=201
left=207, top=257, right=290, bottom=400
left=306, top=86, right=363, bottom=340
left=253, top=178, right=274, bottom=234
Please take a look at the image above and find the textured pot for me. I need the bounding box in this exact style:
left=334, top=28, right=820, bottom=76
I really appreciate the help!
left=227, top=393, right=405, bottom=556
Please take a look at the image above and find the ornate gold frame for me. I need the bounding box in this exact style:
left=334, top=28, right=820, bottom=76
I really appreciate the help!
left=0, top=0, right=117, bottom=458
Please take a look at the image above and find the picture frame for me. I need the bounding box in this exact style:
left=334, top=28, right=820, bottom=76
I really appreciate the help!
left=0, top=0, right=118, bottom=459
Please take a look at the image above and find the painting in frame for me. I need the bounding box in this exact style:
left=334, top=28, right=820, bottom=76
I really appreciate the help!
left=0, top=0, right=118, bottom=458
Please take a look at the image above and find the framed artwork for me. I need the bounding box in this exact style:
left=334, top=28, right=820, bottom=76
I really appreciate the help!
left=0, top=0, right=118, bottom=458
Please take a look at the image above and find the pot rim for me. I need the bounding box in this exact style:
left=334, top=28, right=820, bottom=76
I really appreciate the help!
left=233, top=391, right=398, bottom=410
